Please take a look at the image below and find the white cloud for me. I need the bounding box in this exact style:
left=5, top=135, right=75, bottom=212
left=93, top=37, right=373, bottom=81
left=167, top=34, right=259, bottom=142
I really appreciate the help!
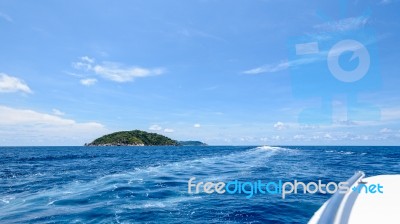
left=0, top=105, right=107, bottom=146
left=314, top=16, right=368, bottom=32
left=81, top=56, right=95, bottom=64
left=273, top=122, right=286, bottom=130
left=244, top=35, right=379, bottom=75
left=72, top=61, right=92, bottom=71
left=381, top=108, right=400, bottom=121
left=271, top=135, right=283, bottom=140
left=194, top=123, right=201, bottom=128
left=64, top=71, right=84, bottom=78
left=334, top=120, right=358, bottom=126
left=72, top=56, right=95, bottom=71
left=293, top=135, right=305, bottom=140
left=239, top=136, right=255, bottom=142
left=72, top=57, right=164, bottom=83
left=52, top=109, right=65, bottom=116
left=244, top=61, right=290, bottom=74
left=380, top=128, right=393, bottom=133
left=0, top=73, right=32, bottom=94
left=243, top=16, right=382, bottom=76
left=0, top=106, right=101, bottom=127
left=260, top=137, right=269, bottom=142
left=243, top=57, right=318, bottom=74
left=93, top=63, right=164, bottom=82
left=164, top=128, right=174, bottom=133
left=80, top=78, right=97, bottom=86
left=149, top=124, right=162, bottom=131
left=0, top=12, right=12, bottom=22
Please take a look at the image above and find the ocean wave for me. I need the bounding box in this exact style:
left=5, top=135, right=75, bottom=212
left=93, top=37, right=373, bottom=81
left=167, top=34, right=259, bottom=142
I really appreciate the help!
left=122, top=196, right=202, bottom=210
left=1, top=146, right=394, bottom=223
left=325, top=150, right=355, bottom=155
left=0, top=196, right=15, bottom=204
left=254, top=146, right=291, bottom=152
left=21, top=154, right=102, bottom=162
left=0, top=145, right=302, bottom=224
left=0, top=146, right=291, bottom=218
left=338, top=151, right=355, bottom=155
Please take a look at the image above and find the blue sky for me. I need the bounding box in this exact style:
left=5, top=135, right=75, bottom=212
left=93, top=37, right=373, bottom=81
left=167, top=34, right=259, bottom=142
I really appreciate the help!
left=0, top=0, right=399, bottom=146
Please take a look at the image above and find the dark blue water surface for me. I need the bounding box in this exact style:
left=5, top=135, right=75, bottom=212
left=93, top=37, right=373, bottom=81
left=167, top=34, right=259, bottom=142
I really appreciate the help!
left=0, top=146, right=399, bottom=223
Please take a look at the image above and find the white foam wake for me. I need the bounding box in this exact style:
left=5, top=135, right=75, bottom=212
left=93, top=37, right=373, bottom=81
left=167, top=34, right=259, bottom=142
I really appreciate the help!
left=0, top=145, right=295, bottom=219
left=254, top=146, right=290, bottom=152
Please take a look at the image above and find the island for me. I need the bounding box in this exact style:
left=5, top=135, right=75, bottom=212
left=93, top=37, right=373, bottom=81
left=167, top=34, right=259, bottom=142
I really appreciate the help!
left=85, top=130, right=179, bottom=146
left=179, top=141, right=208, bottom=146
left=85, top=130, right=207, bottom=146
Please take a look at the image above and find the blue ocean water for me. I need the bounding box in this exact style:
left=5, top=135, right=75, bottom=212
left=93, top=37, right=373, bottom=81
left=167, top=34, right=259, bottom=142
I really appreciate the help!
left=0, top=146, right=399, bottom=223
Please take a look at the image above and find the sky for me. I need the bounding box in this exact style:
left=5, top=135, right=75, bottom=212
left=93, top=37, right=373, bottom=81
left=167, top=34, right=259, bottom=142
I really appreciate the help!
left=0, top=0, right=399, bottom=146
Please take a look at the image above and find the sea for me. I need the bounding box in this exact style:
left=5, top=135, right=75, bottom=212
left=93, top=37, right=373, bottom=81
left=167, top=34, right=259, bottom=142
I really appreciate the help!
left=0, top=146, right=399, bottom=223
